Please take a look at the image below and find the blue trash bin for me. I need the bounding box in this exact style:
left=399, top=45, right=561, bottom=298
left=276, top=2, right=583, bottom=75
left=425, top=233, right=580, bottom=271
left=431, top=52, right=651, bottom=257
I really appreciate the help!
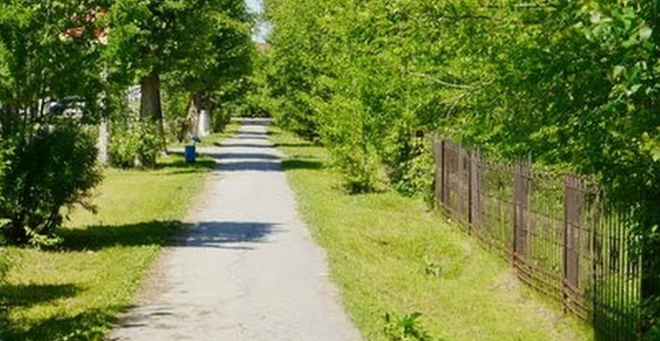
left=185, top=145, right=196, bottom=163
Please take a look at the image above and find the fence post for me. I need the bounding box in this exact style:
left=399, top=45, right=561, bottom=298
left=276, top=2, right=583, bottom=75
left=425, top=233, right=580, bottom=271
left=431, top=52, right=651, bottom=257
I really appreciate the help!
left=469, top=149, right=481, bottom=233
left=460, top=145, right=470, bottom=232
left=563, top=176, right=583, bottom=314
left=513, top=162, right=530, bottom=262
left=441, top=140, right=449, bottom=210
left=434, top=139, right=443, bottom=207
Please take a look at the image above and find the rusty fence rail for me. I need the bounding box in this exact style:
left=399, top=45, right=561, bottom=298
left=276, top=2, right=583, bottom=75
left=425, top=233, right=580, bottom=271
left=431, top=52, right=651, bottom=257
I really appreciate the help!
left=434, top=138, right=642, bottom=341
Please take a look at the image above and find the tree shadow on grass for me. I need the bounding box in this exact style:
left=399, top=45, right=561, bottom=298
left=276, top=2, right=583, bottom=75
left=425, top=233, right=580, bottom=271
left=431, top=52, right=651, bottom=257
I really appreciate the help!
left=274, top=142, right=317, bottom=148
left=157, top=156, right=216, bottom=173
left=0, top=283, right=100, bottom=341
left=0, top=283, right=82, bottom=308
left=0, top=308, right=114, bottom=341
left=57, top=221, right=183, bottom=252
left=281, top=159, right=324, bottom=171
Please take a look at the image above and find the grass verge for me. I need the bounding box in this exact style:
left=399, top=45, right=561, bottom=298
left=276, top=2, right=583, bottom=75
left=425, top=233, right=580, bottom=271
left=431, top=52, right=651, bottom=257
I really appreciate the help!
left=270, top=125, right=594, bottom=341
left=0, top=154, right=214, bottom=341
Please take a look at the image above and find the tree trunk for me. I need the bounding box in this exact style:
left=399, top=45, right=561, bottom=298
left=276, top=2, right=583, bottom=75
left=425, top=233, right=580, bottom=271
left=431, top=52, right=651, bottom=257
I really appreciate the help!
left=5, top=220, right=28, bottom=245
left=140, top=71, right=165, bottom=141
left=97, top=118, right=110, bottom=165
left=96, top=64, right=111, bottom=165
left=184, top=93, right=202, bottom=139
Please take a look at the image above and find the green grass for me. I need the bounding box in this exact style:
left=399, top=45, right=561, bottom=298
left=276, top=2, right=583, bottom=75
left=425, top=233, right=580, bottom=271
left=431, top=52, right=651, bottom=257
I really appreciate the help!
left=269, top=126, right=595, bottom=341
left=0, top=154, right=214, bottom=341
left=169, top=119, right=241, bottom=148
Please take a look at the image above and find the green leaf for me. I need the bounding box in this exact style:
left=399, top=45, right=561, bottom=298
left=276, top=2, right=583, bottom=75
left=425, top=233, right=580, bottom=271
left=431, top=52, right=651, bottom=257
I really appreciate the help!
left=613, top=65, right=625, bottom=79
left=639, top=26, right=653, bottom=41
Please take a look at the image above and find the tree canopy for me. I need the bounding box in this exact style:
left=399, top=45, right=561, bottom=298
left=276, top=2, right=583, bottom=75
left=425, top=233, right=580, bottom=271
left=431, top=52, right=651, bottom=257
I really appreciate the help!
left=263, top=0, right=660, bottom=335
left=0, top=0, right=254, bottom=244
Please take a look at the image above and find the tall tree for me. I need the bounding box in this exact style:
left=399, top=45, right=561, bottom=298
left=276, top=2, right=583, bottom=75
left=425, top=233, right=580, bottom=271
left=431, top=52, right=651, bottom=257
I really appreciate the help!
left=264, top=0, right=660, bottom=335
left=107, top=0, right=212, bottom=140
left=0, top=0, right=105, bottom=243
left=167, top=0, right=253, bottom=138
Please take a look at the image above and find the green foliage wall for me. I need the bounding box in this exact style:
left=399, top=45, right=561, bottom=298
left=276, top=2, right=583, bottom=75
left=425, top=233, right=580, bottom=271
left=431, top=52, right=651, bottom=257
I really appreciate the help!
left=264, top=0, right=660, bottom=331
left=265, top=0, right=660, bottom=194
left=109, top=118, right=161, bottom=168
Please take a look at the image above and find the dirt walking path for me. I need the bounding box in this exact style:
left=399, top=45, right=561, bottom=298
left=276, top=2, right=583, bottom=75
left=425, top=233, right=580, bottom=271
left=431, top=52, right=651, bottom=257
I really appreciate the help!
left=110, top=119, right=362, bottom=341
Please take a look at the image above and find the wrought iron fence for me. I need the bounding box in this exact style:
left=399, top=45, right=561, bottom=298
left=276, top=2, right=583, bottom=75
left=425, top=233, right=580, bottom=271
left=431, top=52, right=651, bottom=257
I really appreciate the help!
left=434, top=138, right=643, bottom=341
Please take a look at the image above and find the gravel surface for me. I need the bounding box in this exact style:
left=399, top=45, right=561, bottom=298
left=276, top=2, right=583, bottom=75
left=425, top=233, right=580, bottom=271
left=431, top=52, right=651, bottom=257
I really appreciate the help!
left=110, top=119, right=362, bottom=341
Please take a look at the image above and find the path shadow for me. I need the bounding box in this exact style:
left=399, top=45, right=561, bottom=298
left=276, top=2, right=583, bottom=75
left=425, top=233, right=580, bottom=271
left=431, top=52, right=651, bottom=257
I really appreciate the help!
left=57, top=220, right=279, bottom=251
left=240, top=118, right=272, bottom=127
left=183, top=222, right=280, bottom=250
left=214, top=143, right=272, bottom=148
left=169, top=147, right=285, bottom=173
left=237, top=131, right=269, bottom=137
left=201, top=150, right=283, bottom=172
left=217, top=160, right=281, bottom=172
left=233, top=135, right=269, bottom=140
left=202, top=152, right=280, bottom=161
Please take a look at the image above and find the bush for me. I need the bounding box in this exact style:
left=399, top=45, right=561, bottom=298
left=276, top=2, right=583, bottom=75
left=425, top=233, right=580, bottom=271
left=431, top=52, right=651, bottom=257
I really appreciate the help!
left=0, top=240, right=9, bottom=281
left=235, top=100, right=270, bottom=118
left=318, top=95, right=383, bottom=193
left=383, top=312, right=442, bottom=341
left=211, top=107, right=232, bottom=133
left=109, top=120, right=162, bottom=168
left=0, top=219, right=9, bottom=280
left=162, top=89, right=191, bottom=142
left=0, top=124, right=103, bottom=245
left=382, top=125, right=436, bottom=201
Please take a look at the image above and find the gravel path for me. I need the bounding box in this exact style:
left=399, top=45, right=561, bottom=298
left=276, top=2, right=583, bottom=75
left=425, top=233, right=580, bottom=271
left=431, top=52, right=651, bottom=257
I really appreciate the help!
left=110, top=119, right=362, bottom=341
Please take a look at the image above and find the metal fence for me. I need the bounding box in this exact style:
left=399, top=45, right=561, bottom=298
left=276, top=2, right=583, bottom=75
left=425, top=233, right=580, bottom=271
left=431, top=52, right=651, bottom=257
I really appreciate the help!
left=434, top=138, right=643, bottom=341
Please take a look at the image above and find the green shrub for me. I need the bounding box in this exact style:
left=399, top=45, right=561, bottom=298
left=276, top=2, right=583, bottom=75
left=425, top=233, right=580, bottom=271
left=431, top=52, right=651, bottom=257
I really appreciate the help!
left=311, top=92, right=384, bottom=192
left=0, top=218, right=8, bottom=280
left=384, top=130, right=436, bottom=202
left=109, top=120, right=161, bottom=168
left=162, top=89, right=191, bottom=142
left=0, top=237, right=9, bottom=281
left=0, top=124, right=103, bottom=245
left=383, top=312, right=442, bottom=341
left=211, top=107, right=232, bottom=133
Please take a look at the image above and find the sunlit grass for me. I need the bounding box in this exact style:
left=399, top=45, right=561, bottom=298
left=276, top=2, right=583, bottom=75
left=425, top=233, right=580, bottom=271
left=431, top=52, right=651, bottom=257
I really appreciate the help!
left=0, top=154, right=213, bottom=341
left=270, top=125, right=594, bottom=341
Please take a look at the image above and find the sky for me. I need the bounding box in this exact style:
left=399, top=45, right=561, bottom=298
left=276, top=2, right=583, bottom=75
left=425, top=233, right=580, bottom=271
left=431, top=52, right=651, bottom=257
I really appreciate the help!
left=246, top=0, right=270, bottom=43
